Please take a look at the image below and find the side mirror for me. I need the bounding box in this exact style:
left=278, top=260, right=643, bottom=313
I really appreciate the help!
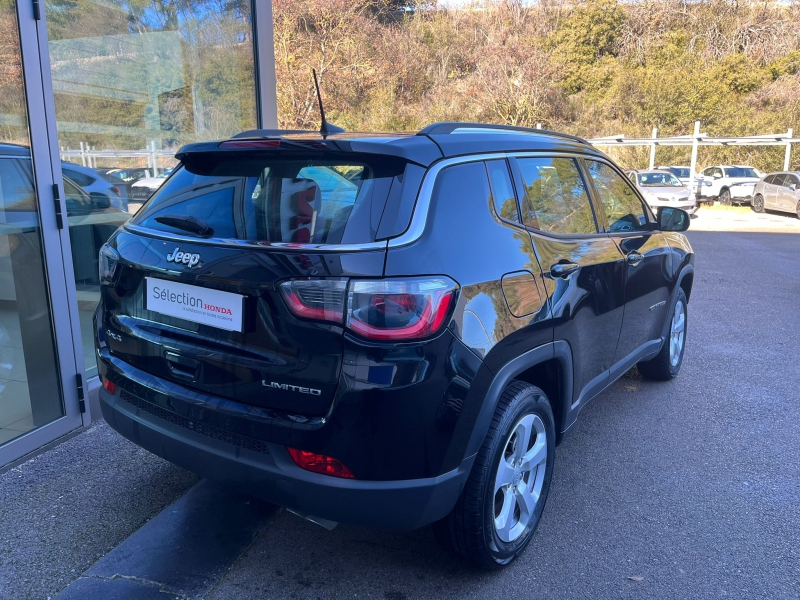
left=658, top=207, right=690, bottom=232
left=90, top=192, right=111, bottom=209
left=713, top=173, right=722, bottom=179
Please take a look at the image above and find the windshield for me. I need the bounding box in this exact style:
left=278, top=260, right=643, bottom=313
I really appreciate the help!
left=665, top=167, right=690, bottom=178
left=637, top=172, right=682, bottom=187
left=724, top=167, right=759, bottom=178
left=133, top=156, right=408, bottom=244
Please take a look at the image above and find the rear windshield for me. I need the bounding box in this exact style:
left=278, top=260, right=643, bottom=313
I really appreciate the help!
left=665, top=167, right=690, bottom=178
left=132, top=155, right=411, bottom=245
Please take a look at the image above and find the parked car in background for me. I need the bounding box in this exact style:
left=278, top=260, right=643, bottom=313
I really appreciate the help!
left=101, top=167, right=152, bottom=184
left=627, top=169, right=697, bottom=214
left=752, top=172, right=800, bottom=217
left=61, top=162, right=127, bottom=211
left=0, top=144, right=130, bottom=303
left=699, top=165, right=761, bottom=205
left=130, top=175, right=167, bottom=202
left=657, top=165, right=712, bottom=201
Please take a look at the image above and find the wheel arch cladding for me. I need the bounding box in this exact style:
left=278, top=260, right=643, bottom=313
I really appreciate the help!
left=461, top=343, right=574, bottom=463
left=679, top=270, right=694, bottom=302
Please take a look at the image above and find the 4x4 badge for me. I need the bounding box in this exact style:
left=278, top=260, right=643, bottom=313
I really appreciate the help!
left=166, top=247, right=201, bottom=268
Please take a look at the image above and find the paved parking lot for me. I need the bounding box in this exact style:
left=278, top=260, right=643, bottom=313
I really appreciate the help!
left=2, top=225, right=799, bottom=599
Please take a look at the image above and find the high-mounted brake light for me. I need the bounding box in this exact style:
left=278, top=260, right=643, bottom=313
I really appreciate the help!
left=218, top=139, right=281, bottom=149
left=99, top=244, right=120, bottom=285
left=347, top=277, right=457, bottom=341
left=279, top=276, right=458, bottom=341
left=287, top=447, right=355, bottom=479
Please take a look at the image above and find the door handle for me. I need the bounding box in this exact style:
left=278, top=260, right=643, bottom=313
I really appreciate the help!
left=626, top=252, right=644, bottom=267
left=550, top=262, right=580, bottom=278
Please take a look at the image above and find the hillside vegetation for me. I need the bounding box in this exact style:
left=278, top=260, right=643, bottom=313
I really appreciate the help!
left=274, top=0, right=800, bottom=170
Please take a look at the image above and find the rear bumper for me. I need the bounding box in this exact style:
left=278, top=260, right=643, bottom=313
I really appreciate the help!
left=99, top=386, right=473, bottom=531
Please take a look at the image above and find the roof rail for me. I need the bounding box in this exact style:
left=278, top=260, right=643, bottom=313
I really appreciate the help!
left=232, top=129, right=317, bottom=139
left=417, top=122, right=589, bottom=145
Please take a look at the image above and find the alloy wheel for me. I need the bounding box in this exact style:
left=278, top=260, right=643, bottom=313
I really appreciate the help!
left=670, top=300, right=686, bottom=367
left=753, top=195, right=764, bottom=213
left=493, top=414, right=547, bottom=543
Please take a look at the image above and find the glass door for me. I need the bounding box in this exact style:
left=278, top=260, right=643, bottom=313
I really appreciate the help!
left=0, top=0, right=84, bottom=465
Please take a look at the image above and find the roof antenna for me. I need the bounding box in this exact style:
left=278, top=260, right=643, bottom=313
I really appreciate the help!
left=312, top=68, right=345, bottom=137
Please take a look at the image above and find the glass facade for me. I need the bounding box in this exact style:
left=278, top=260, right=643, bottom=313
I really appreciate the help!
left=0, top=0, right=66, bottom=446
left=44, top=0, right=259, bottom=378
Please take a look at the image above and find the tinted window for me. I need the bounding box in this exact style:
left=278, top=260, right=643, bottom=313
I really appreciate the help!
left=516, top=157, right=597, bottom=235
left=786, top=175, right=799, bottom=188
left=667, top=167, right=690, bottom=178
left=763, top=175, right=776, bottom=184
left=63, top=168, right=94, bottom=187
left=724, top=167, right=759, bottom=178
left=138, top=182, right=238, bottom=239
left=134, top=157, right=406, bottom=244
left=586, top=160, right=651, bottom=233
left=772, top=174, right=787, bottom=187
left=486, top=160, right=519, bottom=223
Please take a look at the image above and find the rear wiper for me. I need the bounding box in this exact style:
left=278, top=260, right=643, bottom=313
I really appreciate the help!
left=154, top=214, right=214, bottom=237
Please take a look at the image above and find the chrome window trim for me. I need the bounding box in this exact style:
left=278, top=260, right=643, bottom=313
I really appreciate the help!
left=387, top=150, right=603, bottom=249
left=388, top=153, right=508, bottom=248
left=123, top=223, right=389, bottom=253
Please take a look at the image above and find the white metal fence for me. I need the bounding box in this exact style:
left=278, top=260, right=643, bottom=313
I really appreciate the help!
left=59, top=141, right=175, bottom=177
left=586, top=122, right=797, bottom=191
left=61, top=122, right=797, bottom=190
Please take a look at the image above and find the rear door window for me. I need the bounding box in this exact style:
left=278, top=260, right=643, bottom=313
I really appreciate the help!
left=514, top=156, right=597, bottom=235
left=486, top=159, right=520, bottom=224
left=133, top=156, right=408, bottom=244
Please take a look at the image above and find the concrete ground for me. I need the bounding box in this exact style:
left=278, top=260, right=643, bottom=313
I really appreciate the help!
left=1, top=224, right=798, bottom=599
left=690, top=203, right=800, bottom=233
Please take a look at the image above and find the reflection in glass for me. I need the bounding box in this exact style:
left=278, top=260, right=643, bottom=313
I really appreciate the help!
left=517, top=157, right=597, bottom=235
left=44, top=0, right=259, bottom=378
left=0, top=0, right=65, bottom=446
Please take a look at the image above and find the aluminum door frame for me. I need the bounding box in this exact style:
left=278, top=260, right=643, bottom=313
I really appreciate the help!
left=0, top=1, right=86, bottom=468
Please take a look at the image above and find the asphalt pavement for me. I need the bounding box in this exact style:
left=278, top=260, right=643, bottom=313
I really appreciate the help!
left=2, top=228, right=799, bottom=599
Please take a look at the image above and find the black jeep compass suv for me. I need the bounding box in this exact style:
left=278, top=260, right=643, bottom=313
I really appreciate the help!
left=95, top=123, right=694, bottom=569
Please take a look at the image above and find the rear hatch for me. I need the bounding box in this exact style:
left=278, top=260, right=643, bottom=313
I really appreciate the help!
left=99, top=147, right=419, bottom=415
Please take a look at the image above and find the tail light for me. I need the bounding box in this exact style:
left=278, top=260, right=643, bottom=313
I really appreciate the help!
left=279, top=279, right=347, bottom=322
left=287, top=447, right=355, bottom=479
left=280, top=276, right=457, bottom=341
left=99, top=244, right=120, bottom=285
left=110, top=186, right=121, bottom=196
left=347, top=277, right=456, bottom=340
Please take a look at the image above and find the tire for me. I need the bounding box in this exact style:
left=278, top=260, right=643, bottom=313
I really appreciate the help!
left=719, top=188, right=731, bottom=205
left=434, top=381, right=555, bottom=570
left=638, top=288, right=688, bottom=381
left=796, top=200, right=800, bottom=220
left=752, top=194, right=764, bottom=213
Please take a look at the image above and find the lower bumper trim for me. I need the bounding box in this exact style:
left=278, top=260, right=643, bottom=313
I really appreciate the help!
left=100, top=388, right=472, bottom=531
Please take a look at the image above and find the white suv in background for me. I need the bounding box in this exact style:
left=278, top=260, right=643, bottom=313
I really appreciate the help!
left=699, top=165, right=762, bottom=205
